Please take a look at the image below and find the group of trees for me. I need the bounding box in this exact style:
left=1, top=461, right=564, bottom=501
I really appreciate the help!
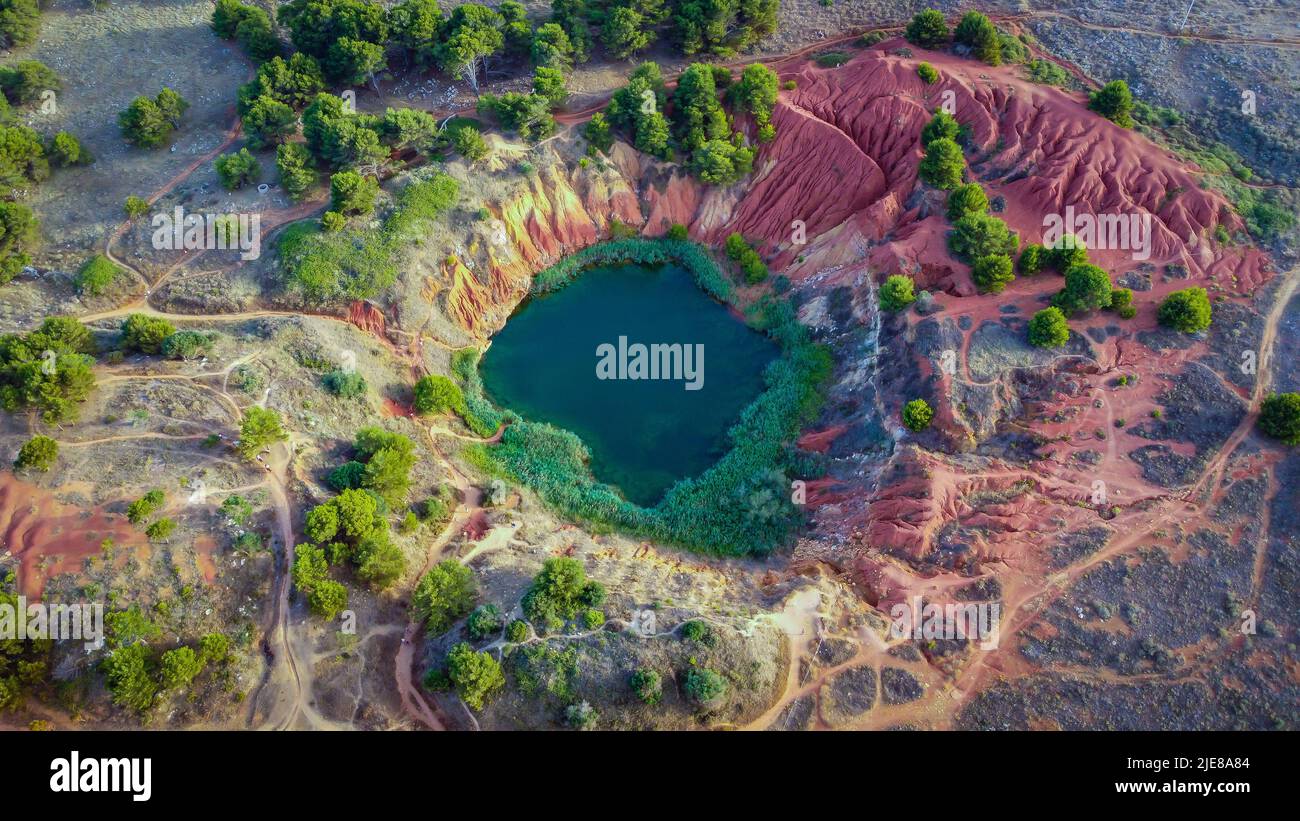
left=294, top=427, right=420, bottom=607
left=100, top=608, right=232, bottom=715
left=597, top=60, right=776, bottom=185
left=0, top=316, right=96, bottom=424
left=905, top=9, right=1026, bottom=68
left=0, top=60, right=91, bottom=283
left=0, top=0, right=40, bottom=50
left=118, top=88, right=189, bottom=148
left=723, top=232, right=767, bottom=284
left=521, top=557, right=606, bottom=633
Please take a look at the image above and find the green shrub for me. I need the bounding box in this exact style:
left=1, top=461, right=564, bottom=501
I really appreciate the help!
left=879, top=274, right=916, bottom=312
left=916, top=62, right=939, bottom=84
left=814, top=51, right=850, bottom=68
left=329, top=170, right=378, bottom=216
left=1052, top=264, right=1113, bottom=316
left=918, top=137, right=964, bottom=189
left=1044, top=235, right=1088, bottom=272
left=1018, top=243, right=1046, bottom=274
left=127, top=490, right=165, bottom=524
left=505, top=619, right=529, bottom=643
left=451, top=124, right=489, bottom=162
left=124, top=196, right=150, bottom=219
left=522, top=557, right=596, bottom=632
left=238, top=406, right=287, bottom=459
left=946, top=183, right=988, bottom=221
left=1109, top=287, right=1135, bottom=319
left=13, top=435, right=56, bottom=471
left=1028, top=307, right=1070, bottom=348
left=902, top=398, right=933, bottom=432
left=322, top=368, right=367, bottom=398
left=121, top=314, right=177, bottom=355
left=1157, top=287, right=1212, bottom=333
left=75, top=254, right=121, bottom=296
left=215, top=148, right=261, bottom=190
left=145, top=518, right=176, bottom=541
left=467, top=603, right=503, bottom=640
left=724, top=232, right=768, bottom=284
left=0, top=59, right=58, bottom=105
left=1025, top=59, right=1070, bottom=87
left=118, top=89, right=189, bottom=148
left=161, top=330, right=214, bottom=360
left=948, top=213, right=1018, bottom=261
left=413, top=374, right=465, bottom=416
left=954, top=11, right=1000, bottom=65
left=276, top=142, right=317, bottom=202
left=683, top=667, right=726, bottom=705
left=159, top=646, right=204, bottom=689
left=905, top=9, right=949, bottom=48
left=445, top=641, right=504, bottom=710
left=0, top=200, right=38, bottom=284
left=1089, top=80, right=1134, bottom=128
left=681, top=619, right=714, bottom=645
left=971, top=253, right=1014, bottom=293
left=1258, top=393, right=1300, bottom=446
left=630, top=668, right=662, bottom=704
left=47, top=131, right=92, bottom=167
left=412, top=560, right=476, bottom=636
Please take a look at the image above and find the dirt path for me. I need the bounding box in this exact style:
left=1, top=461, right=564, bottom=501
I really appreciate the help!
left=391, top=425, right=491, bottom=731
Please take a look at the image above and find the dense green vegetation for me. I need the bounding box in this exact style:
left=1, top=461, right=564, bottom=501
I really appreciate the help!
left=445, top=641, right=504, bottom=710
left=466, top=238, right=831, bottom=557
left=954, top=11, right=1000, bottom=65
left=0, top=0, right=40, bottom=50
left=1258, top=393, right=1300, bottom=446
left=98, top=604, right=232, bottom=716
left=902, top=398, right=933, bottom=432
left=215, top=148, right=262, bottom=190
left=521, top=557, right=605, bottom=633
left=279, top=170, right=458, bottom=304
left=724, top=232, right=767, bottom=284
left=118, top=89, right=189, bottom=148
left=905, top=9, right=949, bottom=48
left=1051, top=263, right=1113, bottom=317
left=75, top=254, right=122, bottom=297
left=13, top=434, right=56, bottom=471
left=238, top=407, right=288, bottom=459
left=601, top=60, right=770, bottom=184
left=413, top=560, right=477, bottom=636
left=0, top=317, right=97, bottom=423
left=919, top=137, right=964, bottom=189
left=0, top=578, right=49, bottom=710
left=1028, top=306, right=1070, bottom=348
left=878, top=275, right=916, bottom=312
left=1157, top=287, right=1212, bottom=333
left=1089, top=79, right=1134, bottom=129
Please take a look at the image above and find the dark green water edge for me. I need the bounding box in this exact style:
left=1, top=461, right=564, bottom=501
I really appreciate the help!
left=460, top=238, right=832, bottom=557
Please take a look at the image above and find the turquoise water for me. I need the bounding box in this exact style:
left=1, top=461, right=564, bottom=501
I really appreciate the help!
left=479, top=262, right=778, bottom=507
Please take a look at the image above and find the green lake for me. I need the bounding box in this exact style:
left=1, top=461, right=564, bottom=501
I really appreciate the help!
left=479, top=262, right=779, bottom=507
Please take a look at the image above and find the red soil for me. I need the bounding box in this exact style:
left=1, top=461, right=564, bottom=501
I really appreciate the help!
left=0, top=474, right=143, bottom=598
left=695, top=40, right=1266, bottom=297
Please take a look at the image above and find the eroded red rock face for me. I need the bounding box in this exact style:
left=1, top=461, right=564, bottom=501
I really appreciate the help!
left=700, top=42, right=1265, bottom=295
left=347, top=300, right=388, bottom=337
